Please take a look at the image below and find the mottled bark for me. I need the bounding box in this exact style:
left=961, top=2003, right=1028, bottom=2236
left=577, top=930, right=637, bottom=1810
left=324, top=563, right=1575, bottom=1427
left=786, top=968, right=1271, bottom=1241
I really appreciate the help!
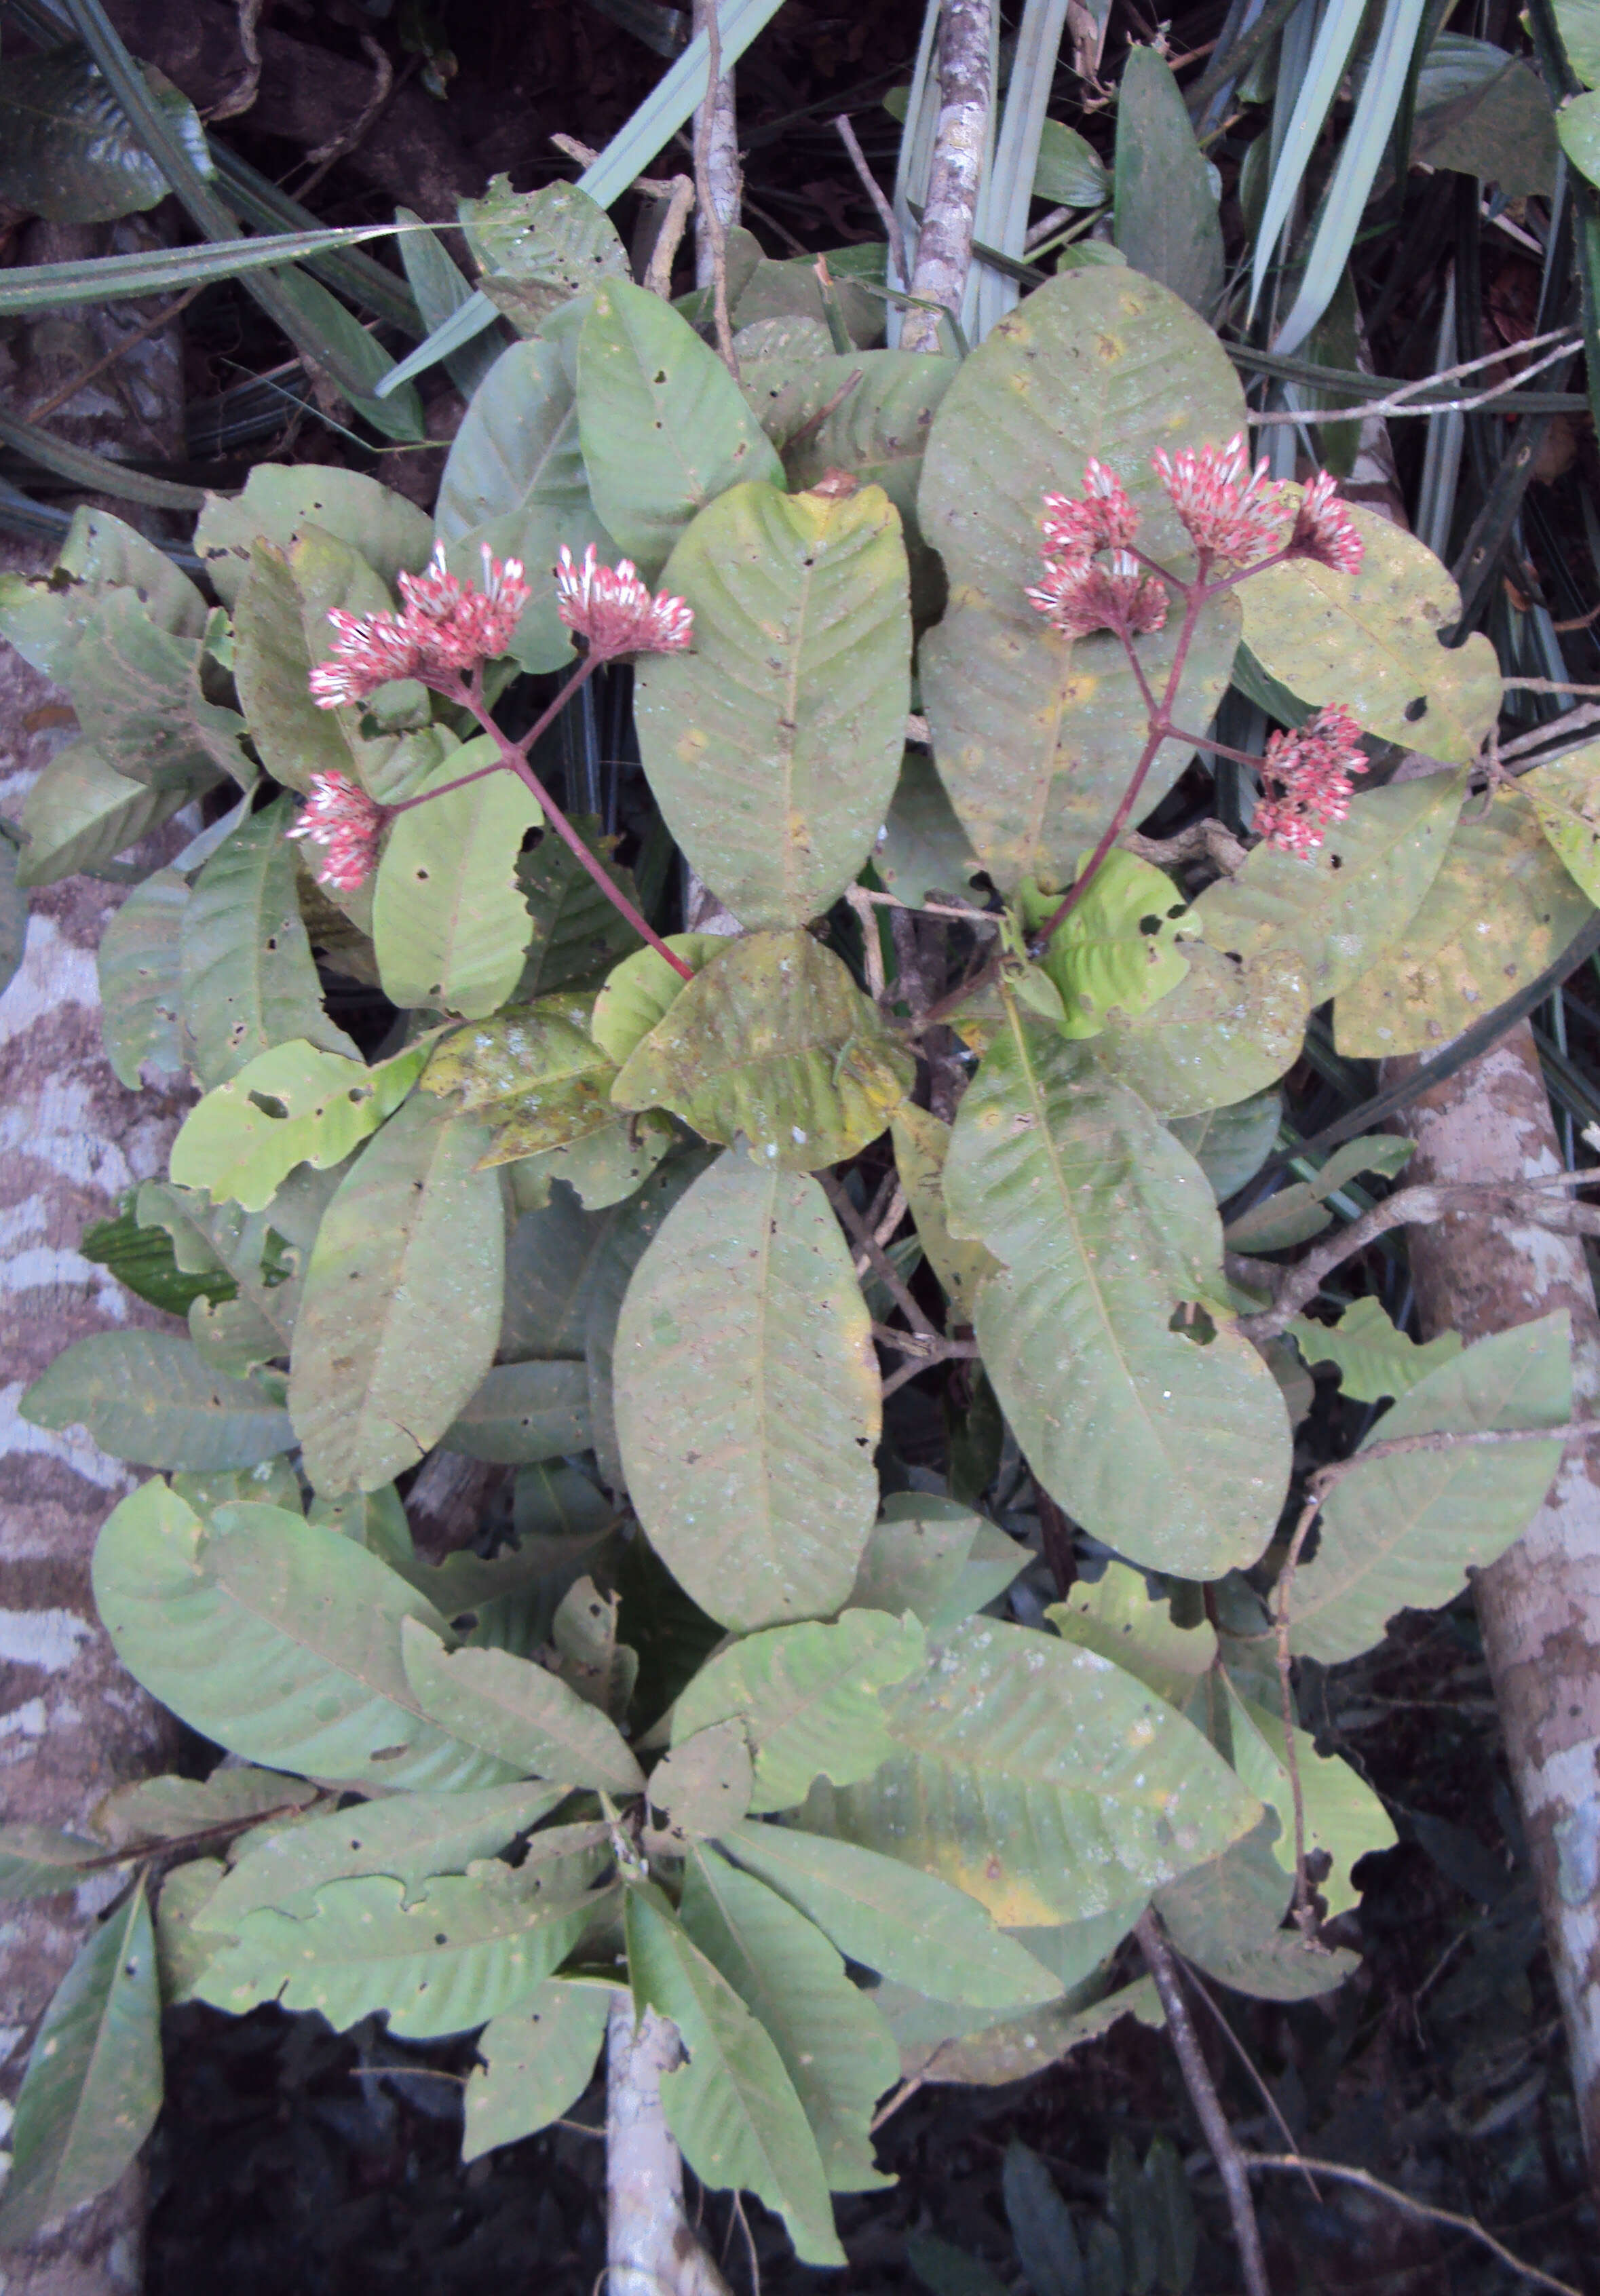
left=691, top=0, right=742, bottom=292
left=606, top=1997, right=733, bottom=2296
left=900, top=0, right=993, bottom=355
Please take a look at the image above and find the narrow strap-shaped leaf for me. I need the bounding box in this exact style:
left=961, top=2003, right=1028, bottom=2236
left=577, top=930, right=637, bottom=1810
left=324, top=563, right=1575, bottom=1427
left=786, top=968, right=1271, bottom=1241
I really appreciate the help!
left=0, top=222, right=418, bottom=315
left=1247, top=0, right=1369, bottom=320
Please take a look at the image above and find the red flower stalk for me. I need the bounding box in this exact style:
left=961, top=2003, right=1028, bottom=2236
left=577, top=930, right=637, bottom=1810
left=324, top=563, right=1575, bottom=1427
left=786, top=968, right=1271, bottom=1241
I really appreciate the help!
left=553, top=546, right=694, bottom=661
left=286, top=769, right=387, bottom=891
left=1253, top=703, right=1368, bottom=856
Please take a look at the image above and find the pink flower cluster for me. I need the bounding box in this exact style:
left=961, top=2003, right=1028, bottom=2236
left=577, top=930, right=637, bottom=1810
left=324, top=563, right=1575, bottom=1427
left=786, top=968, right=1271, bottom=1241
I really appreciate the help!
left=554, top=545, right=693, bottom=659
left=1253, top=704, right=1368, bottom=857
left=1152, top=434, right=1287, bottom=567
left=1029, top=459, right=1168, bottom=639
left=286, top=769, right=387, bottom=891
left=310, top=544, right=533, bottom=708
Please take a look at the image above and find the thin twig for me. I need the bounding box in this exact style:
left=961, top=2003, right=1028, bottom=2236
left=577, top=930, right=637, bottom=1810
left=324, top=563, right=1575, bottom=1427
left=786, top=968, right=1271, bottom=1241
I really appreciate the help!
left=208, top=0, right=265, bottom=119
left=870, top=2073, right=926, bottom=2132
left=1274, top=1493, right=1322, bottom=1929
left=303, top=34, right=394, bottom=172
left=1503, top=677, right=1600, bottom=695
left=833, top=113, right=909, bottom=286
left=869, top=1322, right=982, bottom=1361
left=821, top=1172, right=938, bottom=1339
left=1240, top=2156, right=1582, bottom=2295
left=1136, top=1911, right=1271, bottom=2296
left=644, top=176, right=698, bottom=299
left=1247, top=330, right=1579, bottom=425
left=850, top=884, right=997, bottom=923
left=846, top=883, right=887, bottom=999
left=550, top=134, right=680, bottom=199
left=1176, top=1962, right=1320, bottom=2191
left=24, top=284, right=204, bottom=425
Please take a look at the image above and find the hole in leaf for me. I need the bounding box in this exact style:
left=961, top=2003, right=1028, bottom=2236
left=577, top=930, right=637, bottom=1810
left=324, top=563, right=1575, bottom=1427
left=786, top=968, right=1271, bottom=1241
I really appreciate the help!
left=1404, top=695, right=1428, bottom=722
left=247, top=1092, right=290, bottom=1120
left=1168, top=1301, right=1217, bottom=1345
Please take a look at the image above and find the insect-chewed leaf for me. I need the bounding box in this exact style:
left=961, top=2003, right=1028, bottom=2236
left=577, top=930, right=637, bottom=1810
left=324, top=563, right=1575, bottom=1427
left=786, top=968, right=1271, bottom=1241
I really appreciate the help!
left=672, top=1612, right=928, bottom=1813
left=1221, top=1132, right=1414, bottom=1255
left=1089, top=943, right=1310, bottom=1118
left=845, top=1496, right=1027, bottom=1635
left=647, top=1723, right=755, bottom=1845
left=809, top=1617, right=1261, bottom=1925
left=634, top=480, right=911, bottom=926
left=195, top=1862, right=607, bottom=2039
left=1154, top=1820, right=1358, bottom=2000
left=1195, top=774, right=1466, bottom=1003
left=92, top=1484, right=515, bottom=1790
left=373, top=741, right=543, bottom=1020
left=0, top=1880, right=161, bottom=2246
left=1047, top=1561, right=1217, bottom=1709
left=424, top=996, right=668, bottom=1195
left=917, top=267, right=1244, bottom=889
left=170, top=1037, right=430, bottom=1212
left=91, top=1766, right=316, bottom=1850
left=288, top=1093, right=504, bottom=1494
left=1522, top=742, right=1600, bottom=902
left=1335, top=788, right=1593, bottom=1057
left=17, top=738, right=206, bottom=889
left=21, top=1330, right=294, bottom=1470
left=193, top=464, right=434, bottom=609
left=683, top=1847, right=898, bottom=2193
left=67, top=587, right=250, bottom=792
left=577, top=280, right=782, bottom=579
left=1022, top=854, right=1195, bottom=1039
left=1287, top=1313, right=1572, bottom=1664
left=199, top=1784, right=571, bottom=1928
left=435, top=337, right=616, bottom=675
left=400, top=1618, right=645, bottom=1792
left=464, top=176, right=628, bottom=328
left=890, top=1107, right=999, bottom=1322
left=96, top=866, right=189, bottom=1087
left=944, top=1008, right=1291, bottom=1576
left=440, top=1359, right=591, bottom=1463
left=463, top=1978, right=614, bottom=2160
left=612, top=931, right=913, bottom=1168
left=0, top=1825, right=109, bottom=1903
left=180, top=796, right=358, bottom=1087
left=624, top=1881, right=845, bottom=2265
left=612, top=1149, right=880, bottom=1630
left=1291, top=1297, right=1463, bottom=1402
left=1240, top=500, right=1502, bottom=762
left=1223, top=1678, right=1396, bottom=1918
left=582, top=1148, right=719, bottom=1487
left=589, top=934, right=723, bottom=1066
left=1169, top=1090, right=1281, bottom=1203
left=719, top=1819, right=1061, bottom=2008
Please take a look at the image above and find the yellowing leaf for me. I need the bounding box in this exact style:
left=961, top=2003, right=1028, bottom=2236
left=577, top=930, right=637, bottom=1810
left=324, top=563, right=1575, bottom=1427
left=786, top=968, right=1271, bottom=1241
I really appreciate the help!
left=1522, top=741, right=1600, bottom=903
left=170, top=1037, right=430, bottom=1212
left=1021, top=853, right=1194, bottom=1039
left=890, top=1105, right=999, bottom=1322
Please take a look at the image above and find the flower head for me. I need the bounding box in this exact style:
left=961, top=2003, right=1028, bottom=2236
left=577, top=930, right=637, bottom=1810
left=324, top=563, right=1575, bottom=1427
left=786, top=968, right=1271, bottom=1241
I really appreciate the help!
left=1151, top=434, right=1286, bottom=567
left=308, top=544, right=531, bottom=709
left=554, top=546, right=694, bottom=660
left=285, top=769, right=387, bottom=891
left=1041, top=459, right=1139, bottom=558
left=1287, top=470, right=1364, bottom=575
left=1026, top=547, right=1168, bottom=642
left=1254, top=703, right=1367, bottom=856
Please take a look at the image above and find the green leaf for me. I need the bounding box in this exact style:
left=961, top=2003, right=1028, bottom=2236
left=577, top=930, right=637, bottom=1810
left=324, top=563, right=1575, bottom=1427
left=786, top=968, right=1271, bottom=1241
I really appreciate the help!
left=1035, top=118, right=1111, bottom=208
left=1291, top=1297, right=1464, bottom=1402
left=1336, top=788, right=1593, bottom=1057
left=646, top=1723, right=755, bottom=1846
left=66, top=587, right=250, bottom=790
left=1004, top=2140, right=1085, bottom=2296
left=1559, top=87, right=1600, bottom=184
left=944, top=1007, right=1291, bottom=1578
left=199, top=1784, right=567, bottom=1928
left=728, top=245, right=883, bottom=347
left=1169, top=1091, right=1281, bottom=1203
left=93, top=1485, right=516, bottom=1789
left=590, top=934, right=723, bottom=1066
left=1558, top=0, right=1600, bottom=83
left=289, top=1094, right=505, bottom=1493
left=1522, top=742, right=1600, bottom=902
left=907, top=2234, right=1012, bottom=2296
left=581, top=1148, right=721, bottom=1487
left=400, top=1620, right=645, bottom=1791
left=463, top=176, right=629, bottom=330
left=0, top=1881, right=161, bottom=2246
left=1195, top=771, right=1466, bottom=1004
left=0, top=42, right=209, bottom=223
left=180, top=797, right=358, bottom=1087
left=683, top=1848, right=898, bottom=2192
left=170, top=1038, right=430, bottom=1213
left=0, top=1826, right=109, bottom=1904
left=1288, top=1313, right=1572, bottom=1663
left=441, top=1360, right=592, bottom=1463
left=515, top=815, right=646, bottom=998
left=892, top=1974, right=1166, bottom=2089
left=195, top=1861, right=605, bottom=2039
left=1415, top=41, right=1558, bottom=196
left=1114, top=45, right=1223, bottom=311
left=612, top=930, right=913, bottom=1168
left=1240, top=501, right=1502, bottom=763
left=917, top=267, right=1245, bottom=889
left=891, top=1106, right=1000, bottom=1322
left=21, top=1331, right=293, bottom=1471
left=193, top=465, right=433, bottom=609
left=672, top=1612, right=929, bottom=1812
left=1047, top=1562, right=1217, bottom=1708
left=79, top=1201, right=235, bottom=1318
left=634, top=481, right=911, bottom=926
left=373, top=742, right=542, bottom=1019
left=1222, top=1132, right=1416, bottom=1254
left=16, top=739, right=207, bottom=889
left=1223, top=1680, right=1396, bottom=1918
left=92, top=1767, right=316, bottom=1848
left=873, top=752, right=983, bottom=909
left=434, top=337, right=616, bottom=675
left=613, top=1149, right=881, bottom=1630
left=396, top=205, right=499, bottom=396
left=624, top=1882, right=845, bottom=2265
left=577, top=280, right=783, bottom=579
left=1088, top=942, right=1310, bottom=1120
left=154, top=1860, right=226, bottom=2004
left=809, top=1616, right=1263, bottom=1926
left=1021, top=854, right=1195, bottom=1039
left=845, top=1496, right=1027, bottom=1634
left=463, top=1980, right=613, bottom=2160
left=719, top=1820, right=1062, bottom=2008
left=1154, top=1820, right=1358, bottom=2000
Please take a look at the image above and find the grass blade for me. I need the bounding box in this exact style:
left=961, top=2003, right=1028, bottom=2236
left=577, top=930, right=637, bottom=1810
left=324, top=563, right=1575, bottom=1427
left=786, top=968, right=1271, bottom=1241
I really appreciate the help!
left=210, top=147, right=421, bottom=334
left=970, top=0, right=1071, bottom=340
left=0, top=225, right=417, bottom=316
left=0, top=408, right=206, bottom=510
left=1249, top=0, right=1369, bottom=323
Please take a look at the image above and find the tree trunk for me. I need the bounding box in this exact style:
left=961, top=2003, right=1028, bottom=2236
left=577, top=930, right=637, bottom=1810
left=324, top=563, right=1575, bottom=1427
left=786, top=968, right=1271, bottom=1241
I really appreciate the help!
left=606, top=1995, right=734, bottom=2296
left=900, top=0, right=993, bottom=353
left=691, top=0, right=741, bottom=290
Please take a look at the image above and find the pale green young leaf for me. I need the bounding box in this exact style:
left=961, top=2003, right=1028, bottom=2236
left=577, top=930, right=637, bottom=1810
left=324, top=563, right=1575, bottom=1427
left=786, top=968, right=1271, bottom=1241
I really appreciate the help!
left=199, top=1784, right=568, bottom=1928
left=1223, top=1679, right=1396, bottom=1918
left=0, top=1826, right=111, bottom=1905
left=1114, top=45, right=1223, bottom=311
left=582, top=1147, right=720, bottom=1487
left=193, top=464, right=433, bottom=609
left=1240, top=503, right=1502, bottom=763
left=1290, top=1296, right=1464, bottom=1402
left=180, top=797, right=358, bottom=1086
left=16, top=740, right=208, bottom=889
left=577, top=280, right=783, bottom=578
left=1088, top=943, right=1310, bottom=1119
left=672, top=1612, right=928, bottom=1812
left=944, top=1009, right=1291, bottom=1576
left=612, top=930, right=913, bottom=1170
left=21, top=1331, right=293, bottom=1471
left=170, top=1037, right=430, bottom=1212
left=1170, top=1090, right=1281, bottom=1203
left=1521, top=742, right=1600, bottom=903
left=1046, top=1563, right=1217, bottom=1708
left=374, top=742, right=542, bottom=1019
left=634, top=481, right=911, bottom=925
left=624, top=1882, right=845, bottom=2265
left=1557, top=0, right=1600, bottom=83
left=1289, top=1312, right=1572, bottom=1663
left=890, top=1106, right=999, bottom=1322
left=92, top=1485, right=516, bottom=1790
left=440, top=1359, right=591, bottom=1463
left=647, top=1724, right=755, bottom=1846
left=1021, top=853, right=1194, bottom=1039
left=589, top=934, right=723, bottom=1066
left=463, top=1980, right=613, bottom=2160
left=288, top=1094, right=505, bottom=1493
left=400, top=1619, right=645, bottom=1792
left=91, top=1767, right=316, bottom=1850
left=96, top=865, right=189, bottom=1087
left=0, top=1881, right=161, bottom=2246
left=683, top=1848, right=898, bottom=2192
left=719, top=1820, right=1062, bottom=2008
left=195, top=1863, right=606, bottom=2039
left=613, top=1151, right=880, bottom=1630
left=1154, top=1820, right=1358, bottom=1999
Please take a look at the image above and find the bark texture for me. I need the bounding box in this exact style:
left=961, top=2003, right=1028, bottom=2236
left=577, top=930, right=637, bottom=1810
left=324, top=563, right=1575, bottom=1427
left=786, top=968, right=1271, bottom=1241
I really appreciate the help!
left=1392, top=1026, right=1600, bottom=2184
left=900, top=0, right=993, bottom=353
left=605, top=1997, right=733, bottom=2296
left=691, top=0, right=742, bottom=292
